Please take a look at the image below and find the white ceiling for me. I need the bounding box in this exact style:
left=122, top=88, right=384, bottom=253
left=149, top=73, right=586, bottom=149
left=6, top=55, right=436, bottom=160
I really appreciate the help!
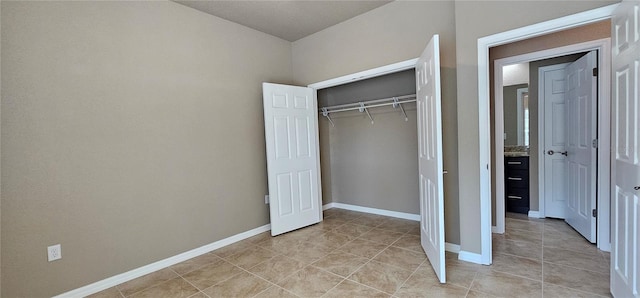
left=174, top=1, right=393, bottom=42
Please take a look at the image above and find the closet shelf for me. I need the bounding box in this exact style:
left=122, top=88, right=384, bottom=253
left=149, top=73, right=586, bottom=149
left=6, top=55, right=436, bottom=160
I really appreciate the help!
left=319, top=93, right=416, bottom=126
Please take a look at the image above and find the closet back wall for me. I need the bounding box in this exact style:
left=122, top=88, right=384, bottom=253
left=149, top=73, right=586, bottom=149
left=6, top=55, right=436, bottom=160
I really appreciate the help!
left=318, top=70, right=420, bottom=214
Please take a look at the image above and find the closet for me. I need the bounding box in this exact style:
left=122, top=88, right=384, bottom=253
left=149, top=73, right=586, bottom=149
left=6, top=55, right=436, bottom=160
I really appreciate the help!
left=316, top=70, right=420, bottom=215
left=262, top=33, right=445, bottom=282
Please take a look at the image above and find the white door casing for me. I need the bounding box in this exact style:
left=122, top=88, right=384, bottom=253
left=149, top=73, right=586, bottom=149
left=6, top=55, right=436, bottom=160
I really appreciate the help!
left=262, top=83, right=322, bottom=236
left=565, top=51, right=598, bottom=243
left=479, top=5, right=617, bottom=264
left=541, top=63, right=570, bottom=219
left=417, top=34, right=446, bottom=283
left=611, top=0, right=640, bottom=296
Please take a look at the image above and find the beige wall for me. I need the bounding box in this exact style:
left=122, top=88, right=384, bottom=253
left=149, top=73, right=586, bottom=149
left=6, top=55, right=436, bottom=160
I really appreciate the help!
left=454, top=0, right=618, bottom=254
left=489, top=20, right=611, bottom=224
left=292, top=0, right=460, bottom=244
left=317, top=71, right=421, bottom=215
left=324, top=108, right=420, bottom=213
left=0, top=2, right=292, bottom=297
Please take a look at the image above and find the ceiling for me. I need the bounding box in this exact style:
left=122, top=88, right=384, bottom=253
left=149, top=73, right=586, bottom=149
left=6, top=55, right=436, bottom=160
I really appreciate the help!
left=174, top=1, right=393, bottom=42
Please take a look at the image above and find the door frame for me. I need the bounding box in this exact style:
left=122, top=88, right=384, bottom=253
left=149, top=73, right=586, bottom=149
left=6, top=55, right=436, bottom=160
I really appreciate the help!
left=478, top=3, right=618, bottom=263
left=493, top=39, right=611, bottom=252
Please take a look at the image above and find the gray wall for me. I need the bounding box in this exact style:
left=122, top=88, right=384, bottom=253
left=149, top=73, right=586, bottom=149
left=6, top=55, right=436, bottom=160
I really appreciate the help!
left=318, top=70, right=420, bottom=215
left=454, top=0, right=617, bottom=254
left=1, top=2, right=292, bottom=297
left=292, top=0, right=460, bottom=245
left=503, top=84, right=529, bottom=146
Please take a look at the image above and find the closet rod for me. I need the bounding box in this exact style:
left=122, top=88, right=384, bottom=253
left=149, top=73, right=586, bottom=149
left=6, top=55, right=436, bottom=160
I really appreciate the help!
left=319, top=93, right=416, bottom=113
left=324, top=99, right=416, bottom=114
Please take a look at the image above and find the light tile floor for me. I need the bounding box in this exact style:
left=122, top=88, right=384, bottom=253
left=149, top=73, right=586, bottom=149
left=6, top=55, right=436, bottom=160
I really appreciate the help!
left=89, top=209, right=610, bottom=297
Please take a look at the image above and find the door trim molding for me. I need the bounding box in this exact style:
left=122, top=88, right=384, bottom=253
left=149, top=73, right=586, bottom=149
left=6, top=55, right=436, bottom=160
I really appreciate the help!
left=494, top=39, right=610, bottom=238
left=495, top=39, right=612, bottom=251
left=479, top=3, right=618, bottom=263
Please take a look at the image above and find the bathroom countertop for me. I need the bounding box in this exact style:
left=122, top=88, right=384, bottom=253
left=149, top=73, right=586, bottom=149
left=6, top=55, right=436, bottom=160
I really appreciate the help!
left=504, top=152, right=529, bottom=157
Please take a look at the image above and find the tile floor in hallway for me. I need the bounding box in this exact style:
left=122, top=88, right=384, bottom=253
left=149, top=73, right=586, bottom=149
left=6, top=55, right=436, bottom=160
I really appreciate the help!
left=89, top=209, right=610, bottom=298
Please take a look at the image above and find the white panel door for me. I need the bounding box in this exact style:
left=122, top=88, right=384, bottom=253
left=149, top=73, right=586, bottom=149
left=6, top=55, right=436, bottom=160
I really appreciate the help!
left=565, top=51, right=598, bottom=243
left=263, top=83, right=321, bottom=236
left=416, top=34, right=446, bottom=283
left=541, top=64, right=570, bottom=218
left=611, top=0, right=640, bottom=296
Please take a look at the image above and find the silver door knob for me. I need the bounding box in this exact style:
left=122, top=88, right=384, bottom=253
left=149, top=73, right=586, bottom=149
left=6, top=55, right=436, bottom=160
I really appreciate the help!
left=635, top=186, right=640, bottom=190
left=547, top=150, right=567, bottom=156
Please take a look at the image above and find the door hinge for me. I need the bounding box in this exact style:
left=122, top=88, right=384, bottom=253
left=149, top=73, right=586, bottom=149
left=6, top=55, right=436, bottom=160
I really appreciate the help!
left=592, top=139, right=598, bottom=148
left=592, top=68, right=598, bottom=77
left=592, top=209, right=597, bottom=217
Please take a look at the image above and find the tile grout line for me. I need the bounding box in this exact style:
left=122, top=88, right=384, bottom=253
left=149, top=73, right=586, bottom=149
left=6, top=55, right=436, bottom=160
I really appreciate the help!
left=168, top=264, right=213, bottom=295
left=234, top=264, right=296, bottom=298
left=248, top=231, right=348, bottom=297
left=390, top=255, right=431, bottom=297
left=313, top=225, right=399, bottom=297
left=118, top=269, right=182, bottom=298
left=181, top=258, right=245, bottom=292
left=338, top=231, right=414, bottom=296
left=176, top=271, right=211, bottom=296
left=541, top=259, right=610, bottom=275
left=195, top=251, right=298, bottom=297
left=465, top=271, right=481, bottom=297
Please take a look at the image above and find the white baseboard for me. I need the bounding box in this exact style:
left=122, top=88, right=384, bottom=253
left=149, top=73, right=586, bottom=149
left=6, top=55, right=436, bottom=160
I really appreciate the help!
left=445, top=242, right=461, bottom=253
left=528, top=211, right=541, bottom=218
left=54, top=224, right=271, bottom=298
left=323, top=202, right=335, bottom=210
left=323, top=202, right=420, bottom=221
left=458, top=250, right=484, bottom=264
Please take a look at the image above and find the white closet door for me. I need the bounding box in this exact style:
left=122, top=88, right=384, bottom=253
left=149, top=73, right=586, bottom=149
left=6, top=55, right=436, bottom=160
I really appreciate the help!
left=263, top=83, right=322, bottom=236
left=611, top=0, right=640, bottom=296
left=416, top=34, right=446, bottom=283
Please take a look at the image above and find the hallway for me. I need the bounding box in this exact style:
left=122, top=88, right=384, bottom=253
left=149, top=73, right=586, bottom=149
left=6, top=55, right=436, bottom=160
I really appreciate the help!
left=491, top=212, right=611, bottom=297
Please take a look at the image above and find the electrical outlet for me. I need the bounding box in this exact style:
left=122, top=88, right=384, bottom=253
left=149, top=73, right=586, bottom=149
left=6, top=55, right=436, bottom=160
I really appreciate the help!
left=264, top=195, right=269, bottom=204
left=48, top=244, right=62, bottom=262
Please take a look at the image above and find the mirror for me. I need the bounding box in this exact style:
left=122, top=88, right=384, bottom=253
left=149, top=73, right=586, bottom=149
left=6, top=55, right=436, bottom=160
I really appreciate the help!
left=503, top=84, right=529, bottom=147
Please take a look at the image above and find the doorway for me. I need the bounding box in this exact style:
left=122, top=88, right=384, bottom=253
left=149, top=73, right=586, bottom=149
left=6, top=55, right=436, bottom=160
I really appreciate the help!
left=493, top=39, right=611, bottom=251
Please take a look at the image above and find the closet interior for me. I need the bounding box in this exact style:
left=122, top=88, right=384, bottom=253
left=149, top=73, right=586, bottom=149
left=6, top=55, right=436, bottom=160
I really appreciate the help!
left=317, top=69, right=420, bottom=215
